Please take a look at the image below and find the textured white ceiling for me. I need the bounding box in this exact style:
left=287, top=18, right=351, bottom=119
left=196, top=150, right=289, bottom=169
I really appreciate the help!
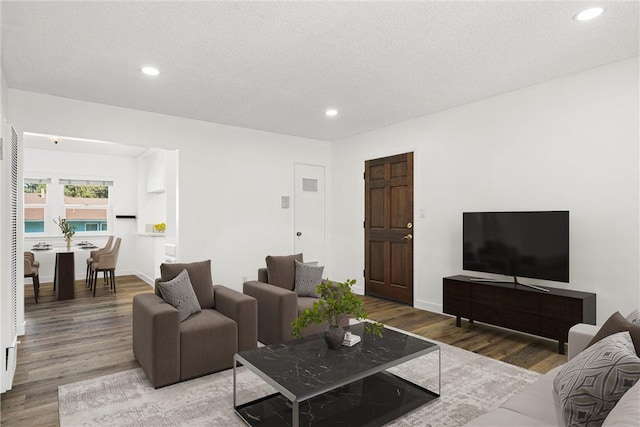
left=2, top=1, right=638, bottom=141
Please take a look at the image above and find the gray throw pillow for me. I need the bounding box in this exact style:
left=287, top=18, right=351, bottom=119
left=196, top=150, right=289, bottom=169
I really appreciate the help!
left=294, top=260, right=324, bottom=298
left=627, top=308, right=640, bottom=325
left=553, top=331, right=640, bottom=427
left=157, top=269, right=202, bottom=322
left=160, top=260, right=215, bottom=309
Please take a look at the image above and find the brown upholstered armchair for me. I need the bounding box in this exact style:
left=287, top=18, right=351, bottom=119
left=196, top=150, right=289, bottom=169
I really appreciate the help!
left=132, top=260, right=258, bottom=388
left=243, top=254, right=348, bottom=345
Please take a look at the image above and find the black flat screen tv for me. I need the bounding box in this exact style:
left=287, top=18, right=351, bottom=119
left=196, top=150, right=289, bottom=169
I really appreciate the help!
left=463, top=211, right=569, bottom=283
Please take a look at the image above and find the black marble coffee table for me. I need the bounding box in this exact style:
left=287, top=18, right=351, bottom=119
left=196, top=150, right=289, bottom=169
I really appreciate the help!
left=233, top=322, right=440, bottom=427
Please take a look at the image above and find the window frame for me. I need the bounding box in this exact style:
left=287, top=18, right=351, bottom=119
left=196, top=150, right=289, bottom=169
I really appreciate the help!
left=23, top=178, right=50, bottom=235
left=23, top=177, right=114, bottom=237
left=60, top=179, right=113, bottom=236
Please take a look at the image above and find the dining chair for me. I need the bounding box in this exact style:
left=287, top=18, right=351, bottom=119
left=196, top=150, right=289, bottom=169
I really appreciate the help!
left=90, top=237, right=122, bottom=297
left=24, top=251, right=40, bottom=269
left=24, top=254, right=40, bottom=303
left=85, top=235, right=114, bottom=286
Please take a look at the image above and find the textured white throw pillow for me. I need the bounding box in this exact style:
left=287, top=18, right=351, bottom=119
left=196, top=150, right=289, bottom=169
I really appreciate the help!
left=294, top=260, right=324, bottom=298
left=626, top=308, right=640, bottom=325
left=553, top=331, right=640, bottom=427
left=157, top=268, right=201, bottom=322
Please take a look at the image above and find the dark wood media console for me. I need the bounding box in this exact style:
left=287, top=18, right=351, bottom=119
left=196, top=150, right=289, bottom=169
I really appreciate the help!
left=443, top=275, right=596, bottom=354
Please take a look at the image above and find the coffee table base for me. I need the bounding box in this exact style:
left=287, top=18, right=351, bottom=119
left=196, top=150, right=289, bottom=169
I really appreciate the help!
left=235, top=371, right=439, bottom=427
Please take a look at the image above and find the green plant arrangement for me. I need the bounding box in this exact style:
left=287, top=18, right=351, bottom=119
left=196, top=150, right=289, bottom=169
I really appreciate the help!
left=53, top=216, right=76, bottom=239
left=292, top=279, right=384, bottom=349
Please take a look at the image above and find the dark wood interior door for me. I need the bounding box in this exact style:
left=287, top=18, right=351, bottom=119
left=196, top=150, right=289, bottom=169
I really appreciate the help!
left=364, top=152, right=414, bottom=305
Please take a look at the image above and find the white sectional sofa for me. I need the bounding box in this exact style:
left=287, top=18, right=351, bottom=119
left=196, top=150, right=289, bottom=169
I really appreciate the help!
left=464, top=323, right=640, bottom=427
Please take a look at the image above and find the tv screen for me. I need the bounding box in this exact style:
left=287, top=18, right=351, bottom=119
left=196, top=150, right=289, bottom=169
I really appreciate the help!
left=463, top=211, right=569, bottom=283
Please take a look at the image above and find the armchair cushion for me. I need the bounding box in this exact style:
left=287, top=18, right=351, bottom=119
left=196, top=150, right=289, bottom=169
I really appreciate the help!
left=157, top=269, right=201, bottom=322
left=294, top=260, right=323, bottom=297
left=265, top=254, right=303, bottom=290
left=179, top=310, right=237, bottom=380
left=161, top=260, right=215, bottom=309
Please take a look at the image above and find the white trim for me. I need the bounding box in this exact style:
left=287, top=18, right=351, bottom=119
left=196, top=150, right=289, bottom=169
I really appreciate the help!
left=59, top=178, right=114, bottom=186
left=414, top=299, right=442, bottom=314
left=135, top=273, right=155, bottom=287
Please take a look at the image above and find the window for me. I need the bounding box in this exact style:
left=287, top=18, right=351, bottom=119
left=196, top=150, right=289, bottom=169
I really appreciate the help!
left=23, top=177, right=113, bottom=235
left=61, top=180, right=111, bottom=233
left=23, top=179, right=49, bottom=233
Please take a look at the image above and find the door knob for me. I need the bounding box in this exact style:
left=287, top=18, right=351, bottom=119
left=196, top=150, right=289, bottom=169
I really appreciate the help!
left=402, top=234, right=413, bottom=240
left=296, top=232, right=302, bottom=237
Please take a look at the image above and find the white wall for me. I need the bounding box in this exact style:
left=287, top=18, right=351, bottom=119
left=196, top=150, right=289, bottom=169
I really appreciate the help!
left=332, top=58, right=639, bottom=323
left=8, top=59, right=637, bottom=325
left=137, top=151, right=167, bottom=232
left=9, top=91, right=333, bottom=291
left=24, top=147, right=140, bottom=281
left=135, top=148, right=176, bottom=284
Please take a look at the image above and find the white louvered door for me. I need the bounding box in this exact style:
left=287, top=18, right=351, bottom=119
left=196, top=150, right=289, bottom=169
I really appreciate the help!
left=1, top=126, right=20, bottom=393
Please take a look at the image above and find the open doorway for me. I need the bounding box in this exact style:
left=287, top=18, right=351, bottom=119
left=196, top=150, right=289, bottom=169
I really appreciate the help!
left=22, top=133, right=178, bottom=289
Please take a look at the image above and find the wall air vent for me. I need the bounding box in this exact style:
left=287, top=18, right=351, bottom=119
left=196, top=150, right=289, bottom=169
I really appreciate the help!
left=302, top=178, right=318, bottom=192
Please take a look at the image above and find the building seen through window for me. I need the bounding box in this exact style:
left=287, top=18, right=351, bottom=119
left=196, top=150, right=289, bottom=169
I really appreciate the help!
left=24, top=182, right=47, bottom=233
left=24, top=179, right=111, bottom=234
left=63, top=184, right=109, bottom=232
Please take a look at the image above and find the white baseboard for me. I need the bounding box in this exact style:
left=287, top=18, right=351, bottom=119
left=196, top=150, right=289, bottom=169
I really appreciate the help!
left=18, top=320, right=25, bottom=336
left=414, top=299, right=442, bottom=314
left=136, top=273, right=154, bottom=287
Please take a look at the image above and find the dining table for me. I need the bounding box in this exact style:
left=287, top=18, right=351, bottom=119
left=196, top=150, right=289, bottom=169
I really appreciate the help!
left=30, top=242, right=99, bottom=300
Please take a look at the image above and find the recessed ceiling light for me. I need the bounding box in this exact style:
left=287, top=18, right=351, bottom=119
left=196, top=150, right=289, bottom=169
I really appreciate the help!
left=141, top=66, right=160, bottom=76
left=574, top=7, right=604, bottom=21
left=325, top=109, right=338, bottom=117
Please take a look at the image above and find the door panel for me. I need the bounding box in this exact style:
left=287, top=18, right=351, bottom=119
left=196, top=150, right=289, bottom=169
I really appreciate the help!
left=370, top=164, right=385, bottom=181
left=369, top=242, right=385, bottom=282
left=390, top=242, right=407, bottom=285
left=370, top=188, right=385, bottom=228
left=364, top=152, right=414, bottom=305
left=390, top=186, right=407, bottom=228
left=391, top=161, right=407, bottom=178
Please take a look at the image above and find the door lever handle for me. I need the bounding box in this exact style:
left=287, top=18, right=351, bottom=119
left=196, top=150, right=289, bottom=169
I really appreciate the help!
left=402, top=234, right=413, bottom=240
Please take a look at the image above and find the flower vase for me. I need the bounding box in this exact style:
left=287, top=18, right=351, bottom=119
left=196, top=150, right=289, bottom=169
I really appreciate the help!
left=324, top=326, right=346, bottom=350
left=66, top=236, right=72, bottom=251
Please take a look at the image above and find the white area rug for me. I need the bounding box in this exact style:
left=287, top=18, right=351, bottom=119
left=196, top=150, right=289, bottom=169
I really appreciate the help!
left=58, top=340, right=540, bottom=426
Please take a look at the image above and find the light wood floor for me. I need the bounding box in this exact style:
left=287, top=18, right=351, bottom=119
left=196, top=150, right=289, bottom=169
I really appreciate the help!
left=1, top=277, right=566, bottom=426
left=1, top=276, right=154, bottom=427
